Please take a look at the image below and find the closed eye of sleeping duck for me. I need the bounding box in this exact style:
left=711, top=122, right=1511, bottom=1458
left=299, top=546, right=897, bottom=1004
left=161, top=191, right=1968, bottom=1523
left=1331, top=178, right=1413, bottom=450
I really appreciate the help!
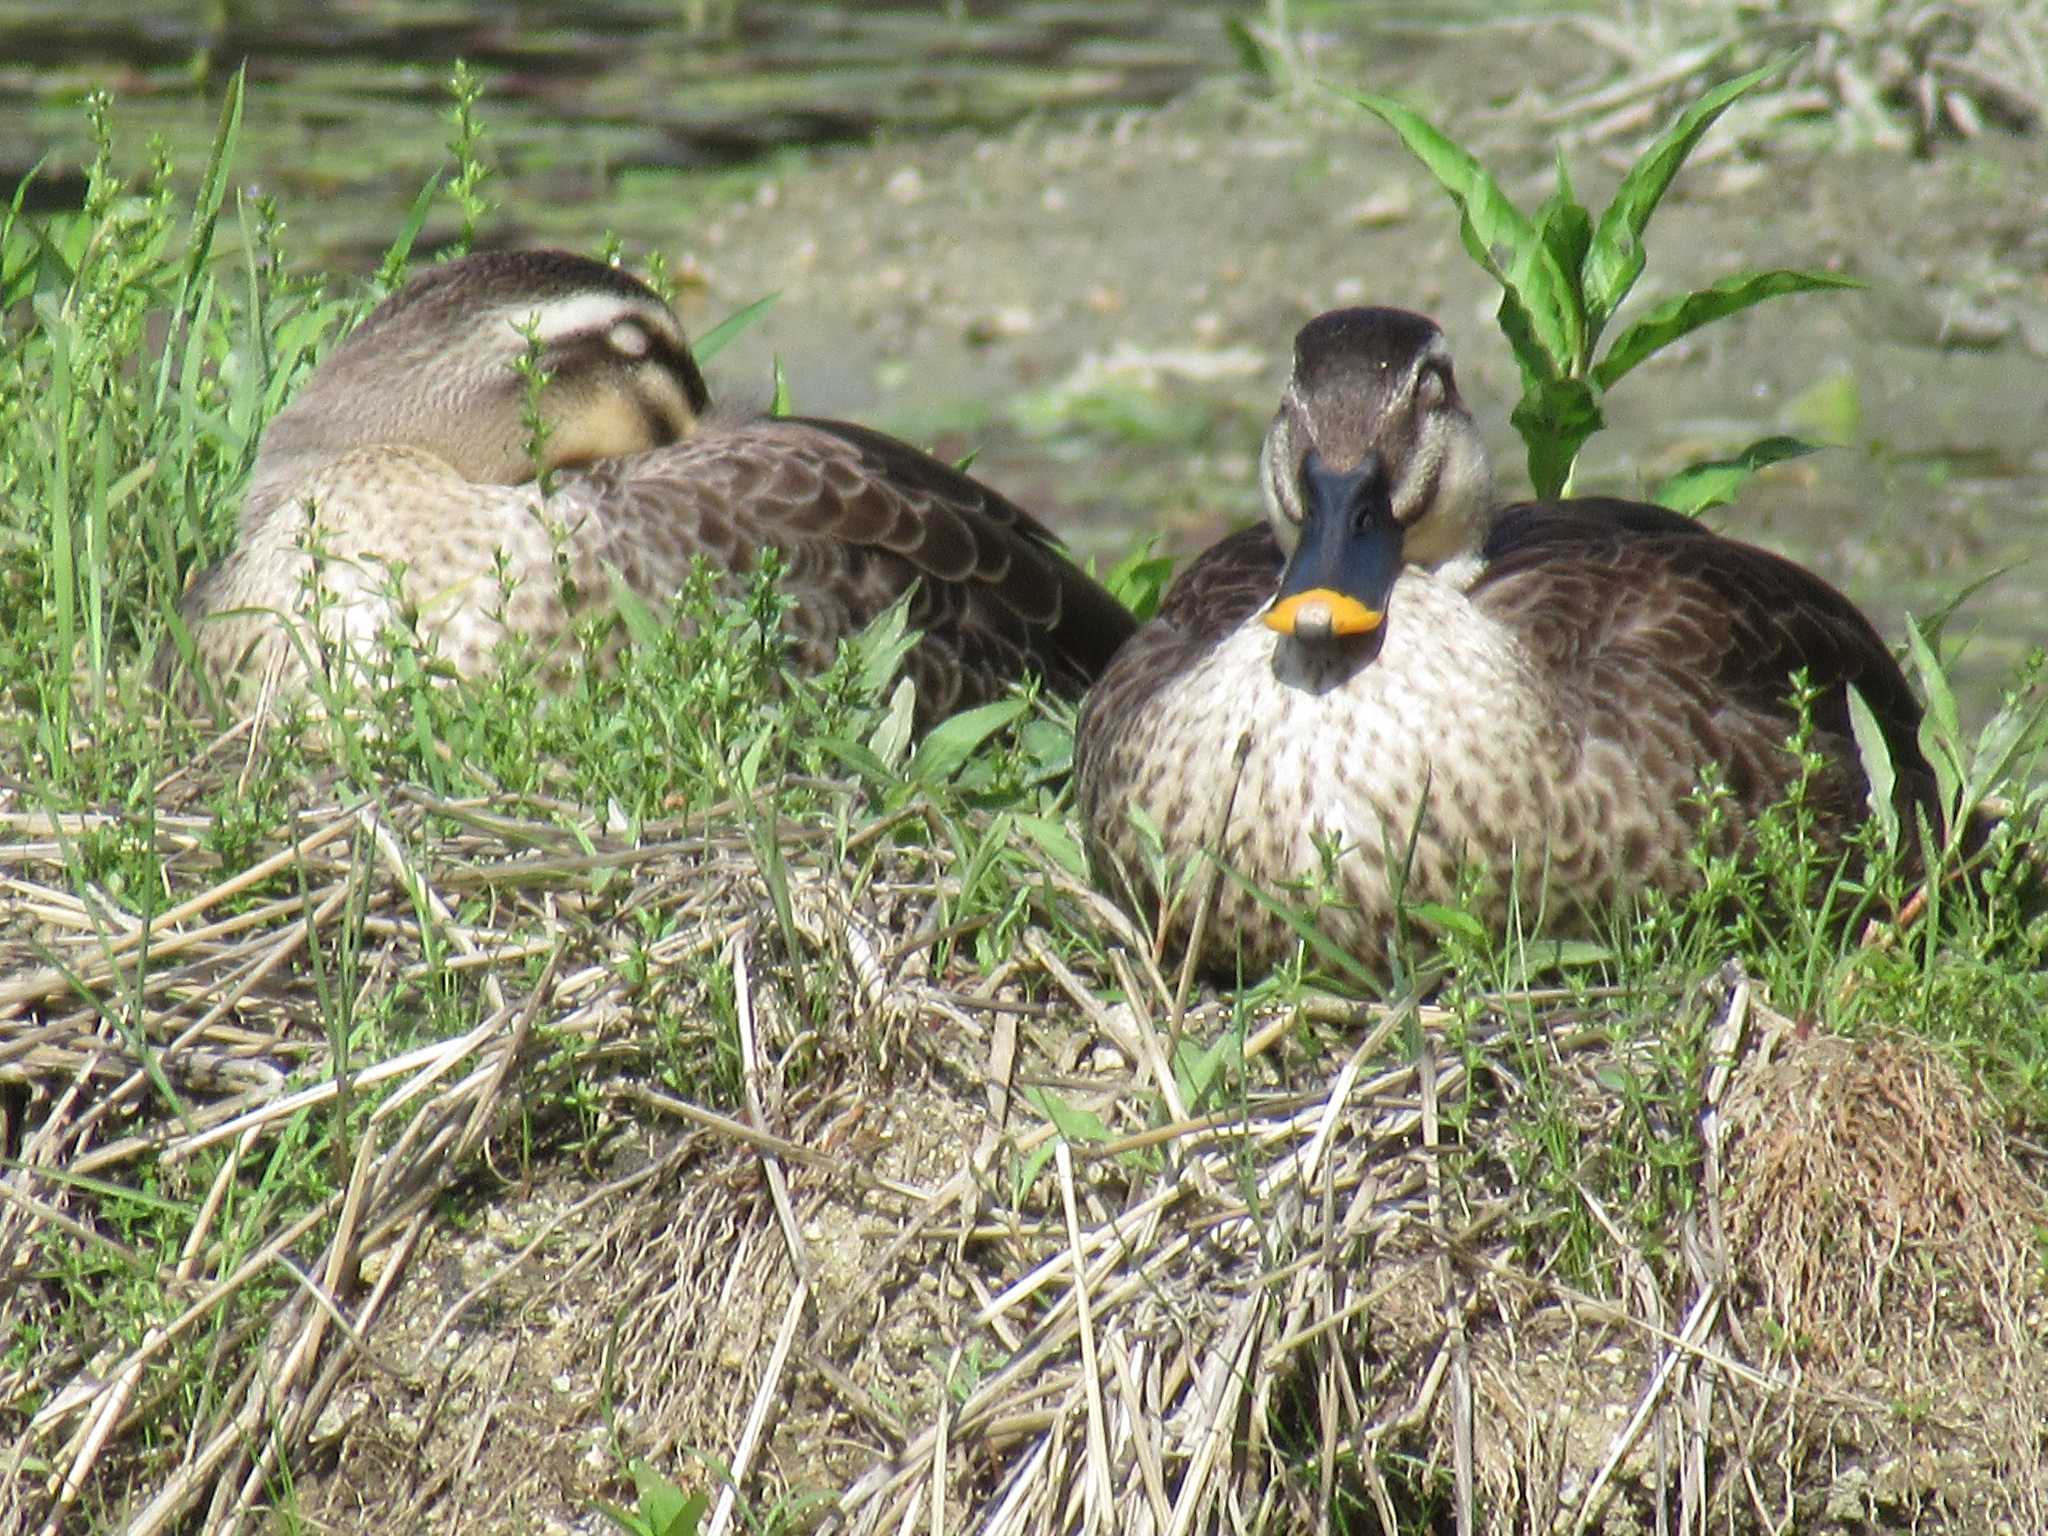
left=1075, top=306, right=1937, bottom=978
left=166, top=248, right=1136, bottom=732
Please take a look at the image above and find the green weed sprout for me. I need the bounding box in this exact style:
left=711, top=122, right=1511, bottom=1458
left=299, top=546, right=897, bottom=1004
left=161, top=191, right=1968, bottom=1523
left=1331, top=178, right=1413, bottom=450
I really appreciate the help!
left=1342, top=63, right=1858, bottom=506
left=592, top=1461, right=706, bottom=1536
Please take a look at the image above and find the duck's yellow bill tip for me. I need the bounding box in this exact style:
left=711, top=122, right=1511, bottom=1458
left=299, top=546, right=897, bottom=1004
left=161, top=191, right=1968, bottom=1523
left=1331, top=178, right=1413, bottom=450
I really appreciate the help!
left=1263, top=589, right=1384, bottom=638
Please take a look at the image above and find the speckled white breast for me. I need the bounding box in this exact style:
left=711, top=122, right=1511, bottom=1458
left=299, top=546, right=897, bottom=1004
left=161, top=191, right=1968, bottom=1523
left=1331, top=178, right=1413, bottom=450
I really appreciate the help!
left=1093, top=566, right=1678, bottom=974
left=190, top=447, right=597, bottom=695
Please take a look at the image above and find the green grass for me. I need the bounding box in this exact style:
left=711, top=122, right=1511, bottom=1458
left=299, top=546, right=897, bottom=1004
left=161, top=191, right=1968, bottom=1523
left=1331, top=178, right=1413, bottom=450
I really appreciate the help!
left=4, top=70, right=2047, bottom=1536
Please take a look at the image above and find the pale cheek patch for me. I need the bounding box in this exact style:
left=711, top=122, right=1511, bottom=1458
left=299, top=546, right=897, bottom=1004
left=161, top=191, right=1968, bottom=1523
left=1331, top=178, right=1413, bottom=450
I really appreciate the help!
left=544, top=396, right=668, bottom=466
left=635, top=369, right=700, bottom=443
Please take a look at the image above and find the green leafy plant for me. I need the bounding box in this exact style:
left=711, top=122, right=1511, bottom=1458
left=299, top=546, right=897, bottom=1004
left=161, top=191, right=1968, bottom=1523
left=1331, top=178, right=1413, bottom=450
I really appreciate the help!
left=443, top=60, right=495, bottom=251
left=1103, top=538, right=1175, bottom=624
left=593, top=1461, right=707, bottom=1536
left=1341, top=64, right=1859, bottom=503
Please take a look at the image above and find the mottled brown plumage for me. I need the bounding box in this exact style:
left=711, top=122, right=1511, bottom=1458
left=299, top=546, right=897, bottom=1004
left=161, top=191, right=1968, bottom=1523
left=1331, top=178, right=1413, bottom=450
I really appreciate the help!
left=169, top=248, right=1134, bottom=729
left=1076, top=308, right=1934, bottom=977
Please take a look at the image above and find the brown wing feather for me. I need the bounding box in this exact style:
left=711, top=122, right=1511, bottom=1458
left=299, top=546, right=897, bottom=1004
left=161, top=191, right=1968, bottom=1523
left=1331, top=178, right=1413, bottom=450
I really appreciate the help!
left=1074, top=523, right=1280, bottom=788
left=1476, top=500, right=1936, bottom=834
left=563, top=416, right=1136, bottom=728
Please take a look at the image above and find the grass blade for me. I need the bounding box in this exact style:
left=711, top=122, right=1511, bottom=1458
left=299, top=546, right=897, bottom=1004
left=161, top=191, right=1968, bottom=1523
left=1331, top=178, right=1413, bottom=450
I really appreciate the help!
left=692, top=291, right=779, bottom=362
left=1218, top=862, right=1383, bottom=992
left=377, top=172, right=442, bottom=290
left=1912, top=562, right=2015, bottom=653
left=1845, top=685, right=1901, bottom=850
left=154, top=66, right=243, bottom=415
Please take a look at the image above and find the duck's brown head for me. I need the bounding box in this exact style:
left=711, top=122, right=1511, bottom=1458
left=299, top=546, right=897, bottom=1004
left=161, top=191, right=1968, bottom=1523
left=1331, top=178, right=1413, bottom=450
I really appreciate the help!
left=1258, top=308, right=1493, bottom=641
left=249, top=249, right=710, bottom=501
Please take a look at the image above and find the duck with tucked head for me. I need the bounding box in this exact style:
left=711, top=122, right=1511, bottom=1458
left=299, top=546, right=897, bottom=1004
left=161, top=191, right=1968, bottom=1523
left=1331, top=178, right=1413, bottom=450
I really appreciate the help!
left=168, top=248, right=1136, bottom=731
left=1076, top=307, right=1934, bottom=976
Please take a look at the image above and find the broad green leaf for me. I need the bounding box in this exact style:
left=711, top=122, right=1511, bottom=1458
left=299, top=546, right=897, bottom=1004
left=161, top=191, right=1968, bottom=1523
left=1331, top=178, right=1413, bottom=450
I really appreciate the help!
left=1014, top=1138, right=1060, bottom=1198
left=690, top=290, right=778, bottom=361
left=1104, top=538, right=1175, bottom=622
left=626, top=1463, right=704, bottom=1536
left=590, top=1499, right=650, bottom=1536
left=1173, top=1030, right=1240, bottom=1108
left=1965, top=684, right=2048, bottom=798
left=1905, top=616, right=1960, bottom=746
left=847, top=592, right=920, bottom=696
left=1338, top=89, right=1577, bottom=372
left=1905, top=617, right=1964, bottom=814
left=1407, top=900, right=1488, bottom=943
left=818, top=734, right=895, bottom=784
left=1509, top=376, right=1602, bottom=500
left=1222, top=16, right=1271, bottom=77
left=1652, top=435, right=1821, bottom=515
left=1526, top=939, right=1615, bottom=969
left=1017, top=716, right=1075, bottom=779
left=1845, top=685, right=1901, bottom=851
left=1534, top=150, right=1592, bottom=331
left=1592, top=270, right=1862, bottom=392
left=867, top=675, right=917, bottom=771
left=735, top=729, right=773, bottom=796
left=1584, top=60, right=1786, bottom=331
left=1124, top=801, right=1167, bottom=861
left=1015, top=812, right=1089, bottom=878
left=1495, top=285, right=1563, bottom=396
left=1024, top=1084, right=1114, bottom=1143
left=1783, top=370, right=1863, bottom=447
left=907, top=696, right=1027, bottom=784
left=607, top=568, right=667, bottom=649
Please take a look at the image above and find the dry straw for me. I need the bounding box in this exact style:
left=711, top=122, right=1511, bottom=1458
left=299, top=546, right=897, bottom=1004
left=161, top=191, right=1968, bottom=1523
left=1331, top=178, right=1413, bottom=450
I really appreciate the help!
left=3, top=773, right=2043, bottom=1533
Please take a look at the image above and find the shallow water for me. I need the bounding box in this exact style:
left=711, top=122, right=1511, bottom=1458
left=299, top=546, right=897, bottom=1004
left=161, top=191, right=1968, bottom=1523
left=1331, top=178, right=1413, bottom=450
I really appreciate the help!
left=1, top=0, right=1253, bottom=254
